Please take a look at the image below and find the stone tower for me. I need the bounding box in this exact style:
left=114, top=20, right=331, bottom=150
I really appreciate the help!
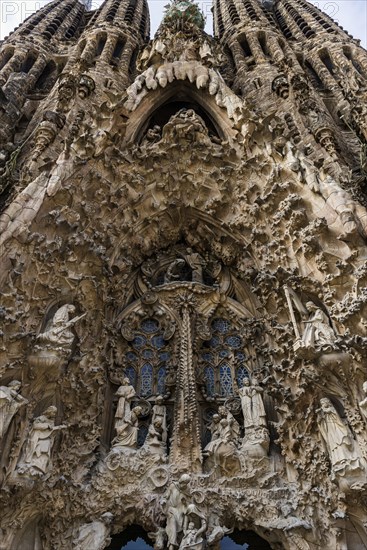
left=1, top=0, right=367, bottom=548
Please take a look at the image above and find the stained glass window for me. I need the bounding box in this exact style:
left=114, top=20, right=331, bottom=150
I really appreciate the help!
left=157, top=367, right=166, bottom=395
left=141, top=363, right=153, bottom=396
left=205, top=366, right=215, bottom=396
left=200, top=318, right=249, bottom=397
left=124, top=318, right=171, bottom=397
left=220, top=363, right=233, bottom=396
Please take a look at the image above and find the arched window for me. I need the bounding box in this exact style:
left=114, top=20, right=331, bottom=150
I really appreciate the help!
left=124, top=318, right=171, bottom=398
left=200, top=318, right=249, bottom=397
left=221, top=529, right=272, bottom=548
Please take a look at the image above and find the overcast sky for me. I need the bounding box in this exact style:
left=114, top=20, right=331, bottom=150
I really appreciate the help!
left=0, top=0, right=366, bottom=48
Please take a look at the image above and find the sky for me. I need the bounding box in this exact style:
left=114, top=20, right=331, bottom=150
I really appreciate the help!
left=0, top=0, right=366, bottom=47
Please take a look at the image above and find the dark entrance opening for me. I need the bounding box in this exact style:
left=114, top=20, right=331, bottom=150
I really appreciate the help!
left=221, top=529, right=273, bottom=549
left=106, top=525, right=153, bottom=549
left=140, top=99, right=222, bottom=143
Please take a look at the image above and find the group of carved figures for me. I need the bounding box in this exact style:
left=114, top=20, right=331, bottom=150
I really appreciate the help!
left=2, top=299, right=367, bottom=480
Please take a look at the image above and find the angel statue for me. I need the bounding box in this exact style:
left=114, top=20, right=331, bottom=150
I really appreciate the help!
left=284, top=287, right=336, bottom=354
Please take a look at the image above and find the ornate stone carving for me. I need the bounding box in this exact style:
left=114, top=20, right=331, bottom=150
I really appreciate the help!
left=317, top=398, right=364, bottom=482
left=72, top=513, right=113, bottom=550
left=0, top=380, right=28, bottom=440
left=16, top=406, right=67, bottom=477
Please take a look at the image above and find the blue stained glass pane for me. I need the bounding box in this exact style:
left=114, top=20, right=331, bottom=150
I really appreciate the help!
left=143, top=349, right=154, bottom=359
left=141, top=363, right=153, bottom=396
left=205, top=366, right=215, bottom=396
left=132, top=335, right=146, bottom=349
left=237, top=366, right=249, bottom=387
left=137, top=425, right=148, bottom=447
left=212, top=318, right=231, bottom=334
left=225, top=335, right=242, bottom=349
left=202, top=352, right=214, bottom=362
left=235, top=352, right=246, bottom=361
left=152, top=335, right=165, bottom=349
left=219, top=349, right=230, bottom=358
left=141, top=319, right=159, bottom=334
left=208, top=336, right=220, bottom=348
left=125, top=366, right=136, bottom=387
left=157, top=367, right=166, bottom=395
left=125, top=352, right=138, bottom=362
left=220, top=363, right=233, bottom=396
left=159, top=352, right=170, bottom=362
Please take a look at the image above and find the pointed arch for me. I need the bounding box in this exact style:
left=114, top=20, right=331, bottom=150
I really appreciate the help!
left=124, top=81, right=239, bottom=144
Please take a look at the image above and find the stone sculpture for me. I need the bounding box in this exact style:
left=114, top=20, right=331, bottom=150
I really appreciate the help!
left=144, top=418, right=166, bottom=456
left=359, top=381, right=367, bottom=423
left=72, top=513, right=113, bottom=550
left=302, top=302, right=336, bottom=349
left=179, top=521, right=205, bottom=550
left=238, top=378, right=267, bottom=430
left=36, top=304, right=85, bottom=352
left=152, top=395, right=168, bottom=443
left=184, top=248, right=206, bottom=284
left=17, top=406, right=67, bottom=476
left=163, top=474, right=192, bottom=550
left=0, top=380, right=28, bottom=440
left=114, top=377, right=136, bottom=431
left=112, top=405, right=142, bottom=451
left=317, top=398, right=362, bottom=478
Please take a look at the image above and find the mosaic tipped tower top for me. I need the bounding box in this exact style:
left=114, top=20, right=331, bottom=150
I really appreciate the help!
left=163, top=0, right=206, bottom=30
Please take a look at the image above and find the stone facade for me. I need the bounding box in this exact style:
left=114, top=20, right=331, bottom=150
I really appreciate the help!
left=0, top=0, right=367, bottom=548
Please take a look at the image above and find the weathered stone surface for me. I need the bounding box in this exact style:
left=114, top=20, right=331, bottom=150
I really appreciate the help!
left=1, top=0, right=367, bottom=548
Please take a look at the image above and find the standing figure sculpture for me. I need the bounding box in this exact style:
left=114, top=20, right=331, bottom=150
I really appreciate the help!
left=0, top=381, right=28, bottom=440
left=302, top=302, right=336, bottom=349
left=152, top=395, right=167, bottom=443
left=317, top=398, right=362, bottom=477
left=17, top=406, right=67, bottom=476
left=184, top=249, right=206, bottom=284
left=238, top=378, right=267, bottom=430
left=72, top=513, right=113, bottom=550
left=112, top=406, right=142, bottom=451
left=163, top=474, right=191, bottom=550
left=203, top=414, right=221, bottom=458
left=114, top=377, right=136, bottom=431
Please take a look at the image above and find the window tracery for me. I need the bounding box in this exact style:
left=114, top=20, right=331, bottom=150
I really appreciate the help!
left=123, top=318, right=171, bottom=398
left=200, top=317, right=249, bottom=398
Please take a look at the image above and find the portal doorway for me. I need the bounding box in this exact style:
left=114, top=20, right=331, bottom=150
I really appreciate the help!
left=106, top=525, right=153, bottom=549
left=221, top=529, right=273, bottom=548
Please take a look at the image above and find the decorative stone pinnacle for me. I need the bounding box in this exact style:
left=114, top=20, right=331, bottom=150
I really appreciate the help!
left=163, top=0, right=205, bottom=30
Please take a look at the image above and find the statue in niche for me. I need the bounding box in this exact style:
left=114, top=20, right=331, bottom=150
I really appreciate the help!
left=284, top=288, right=336, bottom=355
left=179, top=521, right=205, bottom=550
left=0, top=380, right=28, bottom=440
left=238, top=378, right=267, bottom=430
left=72, top=513, right=113, bottom=550
left=302, top=302, right=336, bottom=349
left=184, top=248, right=206, bottom=284
left=359, top=381, right=367, bottom=423
left=114, top=377, right=136, bottom=431
left=162, top=474, right=192, bottom=550
left=17, top=406, right=67, bottom=476
left=317, top=398, right=363, bottom=477
left=152, top=395, right=167, bottom=443
left=36, top=304, right=85, bottom=352
left=164, top=258, right=186, bottom=283
left=162, top=109, right=212, bottom=146
left=112, top=405, right=142, bottom=451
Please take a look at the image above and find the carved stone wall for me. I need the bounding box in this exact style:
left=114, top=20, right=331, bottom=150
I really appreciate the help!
left=1, top=1, right=367, bottom=549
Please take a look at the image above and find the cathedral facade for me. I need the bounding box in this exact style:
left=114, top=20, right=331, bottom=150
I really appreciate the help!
left=1, top=0, right=367, bottom=548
